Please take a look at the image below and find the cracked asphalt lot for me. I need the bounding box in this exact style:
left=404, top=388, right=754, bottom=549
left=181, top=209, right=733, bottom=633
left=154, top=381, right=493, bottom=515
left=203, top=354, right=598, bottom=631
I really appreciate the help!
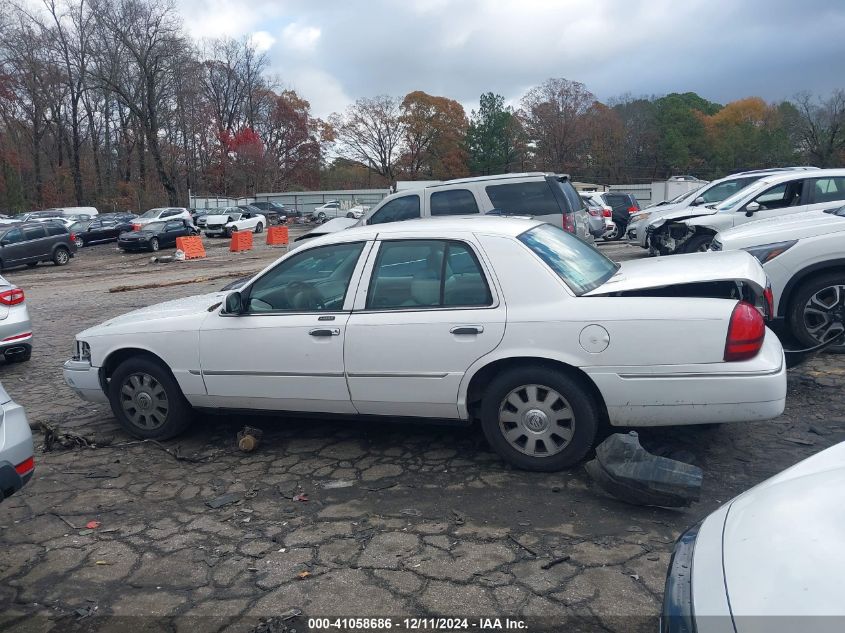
left=1, top=233, right=844, bottom=632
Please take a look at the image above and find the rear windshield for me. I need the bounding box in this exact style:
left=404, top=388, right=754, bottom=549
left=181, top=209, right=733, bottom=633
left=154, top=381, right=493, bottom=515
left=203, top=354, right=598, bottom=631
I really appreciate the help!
left=518, top=224, right=618, bottom=295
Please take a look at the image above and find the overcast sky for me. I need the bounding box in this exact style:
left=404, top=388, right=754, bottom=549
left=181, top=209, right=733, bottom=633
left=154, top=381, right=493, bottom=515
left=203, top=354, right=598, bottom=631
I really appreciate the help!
left=176, top=0, right=845, bottom=119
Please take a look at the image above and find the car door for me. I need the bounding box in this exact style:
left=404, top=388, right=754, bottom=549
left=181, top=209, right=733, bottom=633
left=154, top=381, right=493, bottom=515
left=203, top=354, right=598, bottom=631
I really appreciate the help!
left=85, top=219, right=104, bottom=243
left=161, top=220, right=185, bottom=247
left=198, top=240, right=372, bottom=412
left=21, top=224, right=49, bottom=261
left=0, top=227, right=29, bottom=266
left=736, top=178, right=809, bottom=226
left=344, top=236, right=506, bottom=418
left=806, top=175, right=845, bottom=212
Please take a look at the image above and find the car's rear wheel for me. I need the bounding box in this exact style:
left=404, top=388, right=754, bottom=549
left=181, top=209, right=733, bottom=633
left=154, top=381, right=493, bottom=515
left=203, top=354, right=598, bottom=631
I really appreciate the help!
left=108, top=357, right=193, bottom=439
left=254, top=222, right=263, bottom=234
left=149, top=238, right=160, bottom=252
left=682, top=233, right=714, bottom=253
left=74, top=236, right=84, bottom=248
left=53, top=247, right=70, bottom=266
left=788, top=273, right=845, bottom=354
left=607, top=222, right=626, bottom=241
left=479, top=366, right=599, bottom=471
left=317, top=212, right=326, bottom=223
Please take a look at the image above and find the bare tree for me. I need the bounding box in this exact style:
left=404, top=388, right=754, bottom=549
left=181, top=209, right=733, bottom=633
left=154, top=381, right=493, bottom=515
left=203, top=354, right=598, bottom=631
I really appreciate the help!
left=792, top=90, right=845, bottom=166
left=329, top=96, right=405, bottom=183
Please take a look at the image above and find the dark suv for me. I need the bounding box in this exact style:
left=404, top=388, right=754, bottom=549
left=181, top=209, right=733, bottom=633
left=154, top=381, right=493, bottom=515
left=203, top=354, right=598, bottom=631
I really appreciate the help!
left=601, top=193, right=640, bottom=239
left=0, top=221, right=77, bottom=270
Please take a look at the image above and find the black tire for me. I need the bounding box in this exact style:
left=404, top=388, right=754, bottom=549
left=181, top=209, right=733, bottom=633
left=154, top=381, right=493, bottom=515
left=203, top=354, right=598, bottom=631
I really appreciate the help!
left=682, top=233, right=714, bottom=253
left=74, top=237, right=84, bottom=248
left=254, top=222, right=263, bottom=234
left=610, top=222, right=626, bottom=241
left=108, top=356, right=193, bottom=439
left=788, top=272, right=845, bottom=354
left=346, top=212, right=355, bottom=219
left=317, top=212, right=326, bottom=223
left=603, top=224, right=621, bottom=241
left=53, top=246, right=70, bottom=266
left=149, top=238, right=159, bottom=252
left=226, top=227, right=234, bottom=238
left=479, top=366, right=599, bottom=471
left=26, top=262, right=38, bottom=268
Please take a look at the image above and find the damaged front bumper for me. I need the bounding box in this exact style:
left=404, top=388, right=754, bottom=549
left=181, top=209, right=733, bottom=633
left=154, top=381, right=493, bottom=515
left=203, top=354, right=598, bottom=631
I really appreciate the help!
left=648, top=221, right=697, bottom=255
left=63, top=359, right=109, bottom=404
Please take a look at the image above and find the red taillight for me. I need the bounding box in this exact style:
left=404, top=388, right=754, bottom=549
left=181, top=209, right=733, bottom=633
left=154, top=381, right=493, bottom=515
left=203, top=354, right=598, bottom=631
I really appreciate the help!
left=15, top=456, right=34, bottom=475
left=69, top=232, right=76, bottom=242
left=132, top=223, right=141, bottom=231
left=724, top=301, right=765, bottom=362
left=0, top=288, right=25, bottom=306
left=602, top=208, right=612, bottom=217
left=562, top=212, right=576, bottom=234
left=764, top=284, right=774, bottom=320
left=627, top=206, right=639, bottom=214
left=587, top=208, right=600, bottom=217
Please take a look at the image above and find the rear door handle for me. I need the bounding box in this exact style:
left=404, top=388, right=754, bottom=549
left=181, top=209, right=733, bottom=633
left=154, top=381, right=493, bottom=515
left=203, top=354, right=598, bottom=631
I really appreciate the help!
left=450, top=325, right=484, bottom=335
left=309, top=328, right=340, bottom=337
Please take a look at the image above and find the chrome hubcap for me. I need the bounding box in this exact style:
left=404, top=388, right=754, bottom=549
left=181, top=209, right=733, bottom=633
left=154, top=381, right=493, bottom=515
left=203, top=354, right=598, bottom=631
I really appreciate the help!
left=120, top=372, right=169, bottom=430
left=499, top=384, right=575, bottom=457
left=803, top=284, right=845, bottom=347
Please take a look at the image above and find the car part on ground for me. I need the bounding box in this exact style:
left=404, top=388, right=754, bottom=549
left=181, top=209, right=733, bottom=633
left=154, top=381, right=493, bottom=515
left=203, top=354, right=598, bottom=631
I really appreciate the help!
left=0, top=381, right=35, bottom=503
left=64, top=217, right=786, bottom=472
left=586, top=432, right=703, bottom=507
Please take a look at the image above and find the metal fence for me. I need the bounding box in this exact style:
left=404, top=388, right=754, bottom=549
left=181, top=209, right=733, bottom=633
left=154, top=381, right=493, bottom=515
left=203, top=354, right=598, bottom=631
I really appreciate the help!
left=190, top=189, right=391, bottom=217
left=608, top=183, right=653, bottom=205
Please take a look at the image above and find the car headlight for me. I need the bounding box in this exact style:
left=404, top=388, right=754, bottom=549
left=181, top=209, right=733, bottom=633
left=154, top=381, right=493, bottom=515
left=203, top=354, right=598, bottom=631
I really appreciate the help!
left=74, top=340, right=91, bottom=361
left=631, top=212, right=651, bottom=223
left=743, top=240, right=797, bottom=264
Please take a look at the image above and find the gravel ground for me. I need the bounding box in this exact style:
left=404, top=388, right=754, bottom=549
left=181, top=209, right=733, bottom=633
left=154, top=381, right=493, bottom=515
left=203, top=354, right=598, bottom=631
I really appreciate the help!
left=1, top=230, right=842, bottom=633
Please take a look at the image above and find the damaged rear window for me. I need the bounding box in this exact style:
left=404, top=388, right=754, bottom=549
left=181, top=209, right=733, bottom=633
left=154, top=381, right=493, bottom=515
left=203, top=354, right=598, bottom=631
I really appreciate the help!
left=518, top=224, right=618, bottom=295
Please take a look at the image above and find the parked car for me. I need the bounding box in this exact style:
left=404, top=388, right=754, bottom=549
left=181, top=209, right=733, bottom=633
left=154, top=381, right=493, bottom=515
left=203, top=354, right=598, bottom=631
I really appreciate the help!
left=133, top=207, right=192, bottom=228
left=117, top=218, right=198, bottom=252
left=204, top=209, right=267, bottom=237
left=192, top=208, right=221, bottom=229
left=662, top=440, right=845, bottom=633
left=64, top=217, right=785, bottom=471
left=0, top=221, right=76, bottom=270
left=647, top=168, right=845, bottom=255
left=580, top=192, right=615, bottom=240
left=310, top=200, right=343, bottom=222
left=48, top=205, right=99, bottom=218
left=345, top=205, right=369, bottom=220
left=629, top=167, right=820, bottom=249
left=0, top=275, right=32, bottom=362
left=713, top=204, right=845, bottom=353
left=0, top=381, right=34, bottom=503
left=249, top=201, right=286, bottom=224
left=70, top=217, right=135, bottom=247
left=598, top=192, right=640, bottom=240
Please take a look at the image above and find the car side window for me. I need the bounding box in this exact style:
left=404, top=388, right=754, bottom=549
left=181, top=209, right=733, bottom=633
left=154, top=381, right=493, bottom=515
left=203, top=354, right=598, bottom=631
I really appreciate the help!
left=2, top=228, right=24, bottom=244
left=430, top=189, right=479, bottom=216
left=485, top=182, right=559, bottom=215
left=245, top=242, right=365, bottom=313
left=22, top=225, right=47, bottom=240
left=367, top=195, right=421, bottom=225
left=750, top=181, right=804, bottom=210
left=810, top=177, right=845, bottom=204
left=165, top=221, right=183, bottom=231
left=45, top=223, right=68, bottom=236
left=367, top=240, right=492, bottom=310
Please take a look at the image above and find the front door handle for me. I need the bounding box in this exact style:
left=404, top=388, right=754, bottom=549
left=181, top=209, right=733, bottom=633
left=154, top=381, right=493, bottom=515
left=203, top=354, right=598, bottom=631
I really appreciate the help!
left=309, top=328, right=340, bottom=337
left=450, top=325, right=484, bottom=335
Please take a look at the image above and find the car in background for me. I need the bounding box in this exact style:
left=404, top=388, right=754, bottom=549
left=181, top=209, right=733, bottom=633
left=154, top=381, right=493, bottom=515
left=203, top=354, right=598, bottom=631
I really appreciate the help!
left=310, top=200, right=344, bottom=223
left=629, top=167, right=819, bottom=249
left=0, top=221, right=76, bottom=270
left=649, top=168, right=845, bottom=254
left=0, top=381, right=34, bottom=503
left=580, top=192, right=615, bottom=240
left=662, top=440, right=845, bottom=633
left=133, top=207, right=192, bottom=228
left=65, top=217, right=784, bottom=472
left=713, top=204, right=845, bottom=353
left=70, top=217, right=135, bottom=247
left=118, top=218, right=198, bottom=252
left=249, top=201, right=286, bottom=224
left=345, top=205, right=369, bottom=220
left=0, top=275, right=32, bottom=363
left=48, top=206, right=99, bottom=218
left=204, top=209, right=267, bottom=237
left=598, top=192, right=640, bottom=240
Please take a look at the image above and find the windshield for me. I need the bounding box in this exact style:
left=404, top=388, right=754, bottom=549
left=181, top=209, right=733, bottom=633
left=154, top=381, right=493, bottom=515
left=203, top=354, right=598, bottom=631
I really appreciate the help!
left=144, top=221, right=167, bottom=232
left=714, top=179, right=774, bottom=211
left=139, top=208, right=163, bottom=219
left=228, top=213, right=242, bottom=222
left=669, top=187, right=703, bottom=204
left=518, top=224, right=619, bottom=295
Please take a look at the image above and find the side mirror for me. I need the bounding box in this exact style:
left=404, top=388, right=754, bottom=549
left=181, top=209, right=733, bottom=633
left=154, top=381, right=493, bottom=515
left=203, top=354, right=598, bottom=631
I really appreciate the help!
left=693, top=196, right=705, bottom=205
left=745, top=201, right=761, bottom=216
left=224, top=291, right=245, bottom=315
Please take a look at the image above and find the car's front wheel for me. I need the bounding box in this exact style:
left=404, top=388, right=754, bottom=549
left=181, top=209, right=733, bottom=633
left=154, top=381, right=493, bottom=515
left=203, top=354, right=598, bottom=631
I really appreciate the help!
left=788, top=273, right=845, bottom=354
left=149, top=238, right=160, bottom=252
left=479, top=366, right=599, bottom=471
left=108, top=357, right=193, bottom=439
left=682, top=233, right=714, bottom=253
left=254, top=222, right=263, bottom=234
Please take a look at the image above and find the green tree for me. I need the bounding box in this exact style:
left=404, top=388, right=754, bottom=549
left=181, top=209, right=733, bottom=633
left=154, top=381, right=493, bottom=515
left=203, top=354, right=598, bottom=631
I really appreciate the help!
left=466, top=92, right=526, bottom=175
left=652, top=92, right=721, bottom=176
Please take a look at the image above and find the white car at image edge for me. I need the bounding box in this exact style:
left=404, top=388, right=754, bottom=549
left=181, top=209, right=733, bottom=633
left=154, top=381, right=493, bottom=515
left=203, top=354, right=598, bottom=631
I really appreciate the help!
left=63, top=216, right=786, bottom=471
left=712, top=205, right=845, bottom=353
left=662, top=440, right=845, bottom=632
left=0, top=381, right=35, bottom=502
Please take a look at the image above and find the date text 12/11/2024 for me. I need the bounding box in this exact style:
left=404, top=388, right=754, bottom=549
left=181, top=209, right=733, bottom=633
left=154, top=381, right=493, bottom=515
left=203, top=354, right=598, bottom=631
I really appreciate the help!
left=307, top=618, right=529, bottom=631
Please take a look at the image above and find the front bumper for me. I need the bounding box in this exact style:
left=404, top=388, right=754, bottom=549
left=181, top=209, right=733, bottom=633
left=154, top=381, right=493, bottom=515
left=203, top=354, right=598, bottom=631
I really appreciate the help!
left=205, top=227, right=227, bottom=235
left=63, top=359, right=109, bottom=404
left=118, top=240, right=150, bottom=251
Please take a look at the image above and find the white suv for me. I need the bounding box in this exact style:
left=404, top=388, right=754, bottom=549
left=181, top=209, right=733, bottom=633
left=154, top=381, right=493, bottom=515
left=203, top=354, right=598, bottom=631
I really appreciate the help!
left=362, top=173, right=593, bottom=242
left=648, top=169, right=845, bottom=254
left=134, top=207, right=193, bottom=227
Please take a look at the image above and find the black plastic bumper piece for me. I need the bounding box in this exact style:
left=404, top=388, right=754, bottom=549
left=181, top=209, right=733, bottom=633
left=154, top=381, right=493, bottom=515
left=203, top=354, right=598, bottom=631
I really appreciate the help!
left=660, top=522, right=700, bottom=633
left=0, top=460, right=25, bottom=502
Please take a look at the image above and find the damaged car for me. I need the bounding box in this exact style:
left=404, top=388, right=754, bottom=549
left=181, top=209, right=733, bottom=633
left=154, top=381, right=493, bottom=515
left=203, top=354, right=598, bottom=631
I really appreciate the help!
left=647, top=168, right=844, bottom=255
left=63, top=217, right=785, bottom=472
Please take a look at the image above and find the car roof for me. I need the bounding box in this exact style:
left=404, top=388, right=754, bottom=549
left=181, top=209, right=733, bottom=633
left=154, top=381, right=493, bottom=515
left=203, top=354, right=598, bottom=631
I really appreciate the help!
left=742, top=167, right=845, bottom=188
left=426, top=172, right=565, bottom=188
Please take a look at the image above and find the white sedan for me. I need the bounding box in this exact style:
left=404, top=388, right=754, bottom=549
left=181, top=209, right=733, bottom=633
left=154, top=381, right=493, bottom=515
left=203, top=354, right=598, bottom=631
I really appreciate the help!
left=713, top=206, right=845, bottom=353
left=203, top=210, right=267, bottom=237
left=62, top=217, right=786, bottom=471
left=663, top=441, right=845, bottom=632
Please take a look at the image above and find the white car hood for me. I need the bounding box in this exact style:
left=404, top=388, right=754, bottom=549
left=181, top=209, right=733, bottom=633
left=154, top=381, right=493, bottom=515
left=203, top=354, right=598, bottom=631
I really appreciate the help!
left=649, top=205, right=720, bottom=228
left=722, top=442, right=845, bottom=623
left=296, top=217, right=360, bottom=240
left=80, top=291, right=225, bottom=336
left=718, top=209, right=845, bottom=248
left=585, top=250, right=767, bottom=296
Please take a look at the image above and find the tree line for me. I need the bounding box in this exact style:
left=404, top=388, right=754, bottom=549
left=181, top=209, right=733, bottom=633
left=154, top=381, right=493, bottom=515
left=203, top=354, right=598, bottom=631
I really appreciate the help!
left=1, top=0, right=844, bottom=212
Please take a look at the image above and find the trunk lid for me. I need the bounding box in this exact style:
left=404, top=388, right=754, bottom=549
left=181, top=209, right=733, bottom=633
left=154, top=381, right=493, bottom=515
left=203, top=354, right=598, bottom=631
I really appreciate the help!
left=585, top=250, right=767, bottom=297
